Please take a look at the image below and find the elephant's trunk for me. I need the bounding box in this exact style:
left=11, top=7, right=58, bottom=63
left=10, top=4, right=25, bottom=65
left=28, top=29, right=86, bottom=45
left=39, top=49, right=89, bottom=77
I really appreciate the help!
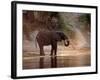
left=64, top=40, right=69, bottom=46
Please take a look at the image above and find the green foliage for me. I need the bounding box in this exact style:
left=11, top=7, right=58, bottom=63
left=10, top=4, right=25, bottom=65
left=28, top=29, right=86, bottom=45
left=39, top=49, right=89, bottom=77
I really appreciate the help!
left=79, top=14, right=91, bottom=24
left=58, top=15, right=68, bottom=31
left=58, top=14, right=73, bottom=37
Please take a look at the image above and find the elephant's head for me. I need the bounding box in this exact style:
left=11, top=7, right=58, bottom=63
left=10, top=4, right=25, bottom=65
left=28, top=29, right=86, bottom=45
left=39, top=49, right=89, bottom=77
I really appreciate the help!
left=56, top=31, right=69, bottom=46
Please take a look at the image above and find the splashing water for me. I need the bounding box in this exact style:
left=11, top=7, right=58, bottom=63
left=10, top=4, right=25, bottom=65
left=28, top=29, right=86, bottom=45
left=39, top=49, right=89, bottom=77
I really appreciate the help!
left=59, top=13, right=90, bottom=49
left=30, top=30, right=39, bottom=49
left=74, top=27, right=88, bottom=49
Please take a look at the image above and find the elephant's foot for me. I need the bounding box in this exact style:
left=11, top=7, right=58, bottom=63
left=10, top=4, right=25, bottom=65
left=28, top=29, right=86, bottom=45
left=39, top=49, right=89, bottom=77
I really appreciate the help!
left=50, top=53, right=53, bottom=56
left=40, top=53, right=45, bottom=56
left=51, top=54, right=56, bottom=57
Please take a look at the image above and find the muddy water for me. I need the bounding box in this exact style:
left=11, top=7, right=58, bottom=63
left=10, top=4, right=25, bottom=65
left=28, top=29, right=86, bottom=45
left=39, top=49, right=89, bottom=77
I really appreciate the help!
left=23, top=49, right=90, bottom=69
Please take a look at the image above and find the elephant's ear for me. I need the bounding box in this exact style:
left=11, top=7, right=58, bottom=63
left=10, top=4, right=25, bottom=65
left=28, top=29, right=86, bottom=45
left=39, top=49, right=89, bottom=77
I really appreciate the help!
left=53, top=33, right=62, bottom=41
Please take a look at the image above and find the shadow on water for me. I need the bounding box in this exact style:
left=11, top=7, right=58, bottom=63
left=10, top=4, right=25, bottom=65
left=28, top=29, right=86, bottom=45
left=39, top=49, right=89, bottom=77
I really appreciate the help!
left=23, top=52, right=90, bottom=69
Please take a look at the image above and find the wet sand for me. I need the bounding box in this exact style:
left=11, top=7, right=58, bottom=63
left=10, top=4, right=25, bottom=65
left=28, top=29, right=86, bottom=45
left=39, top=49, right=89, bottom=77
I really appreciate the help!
left=23, top=49, right=90, bottom=69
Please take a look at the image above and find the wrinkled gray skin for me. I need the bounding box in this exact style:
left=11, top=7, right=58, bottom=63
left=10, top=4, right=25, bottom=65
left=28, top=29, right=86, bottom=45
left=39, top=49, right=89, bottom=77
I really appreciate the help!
left=36, top=31, right=69, bottom=56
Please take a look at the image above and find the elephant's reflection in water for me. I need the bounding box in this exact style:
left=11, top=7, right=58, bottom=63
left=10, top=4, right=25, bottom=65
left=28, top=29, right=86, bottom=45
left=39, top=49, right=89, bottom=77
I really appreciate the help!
left=39, top=56, right=57, bottom=68
left=39, top=57, right=44, bottom=68
left=51, top=56, right=57, bottom=68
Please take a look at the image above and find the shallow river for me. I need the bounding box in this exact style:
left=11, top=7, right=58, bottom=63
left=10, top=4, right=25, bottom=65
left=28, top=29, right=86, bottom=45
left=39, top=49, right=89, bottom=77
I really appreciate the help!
left=23, top=49, right=90, bottom=69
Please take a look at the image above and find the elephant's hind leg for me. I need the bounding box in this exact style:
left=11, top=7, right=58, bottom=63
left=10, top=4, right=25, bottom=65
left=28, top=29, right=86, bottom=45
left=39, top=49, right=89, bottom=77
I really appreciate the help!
left=39, top=45, right=45, bottom=56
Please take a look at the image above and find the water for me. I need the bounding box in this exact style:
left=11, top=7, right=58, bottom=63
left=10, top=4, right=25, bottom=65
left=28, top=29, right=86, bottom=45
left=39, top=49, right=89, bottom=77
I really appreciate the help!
left=23, top=49, right=90, bottom=69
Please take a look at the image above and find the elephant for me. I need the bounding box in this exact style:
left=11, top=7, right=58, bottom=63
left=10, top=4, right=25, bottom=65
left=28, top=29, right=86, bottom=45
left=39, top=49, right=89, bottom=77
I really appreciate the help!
left=36, top=30, right=69, bottom=56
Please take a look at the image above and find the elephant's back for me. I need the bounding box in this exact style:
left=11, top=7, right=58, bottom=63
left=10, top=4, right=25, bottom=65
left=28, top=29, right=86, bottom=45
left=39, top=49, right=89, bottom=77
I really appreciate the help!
left=36, top=31, right=54, bottom=45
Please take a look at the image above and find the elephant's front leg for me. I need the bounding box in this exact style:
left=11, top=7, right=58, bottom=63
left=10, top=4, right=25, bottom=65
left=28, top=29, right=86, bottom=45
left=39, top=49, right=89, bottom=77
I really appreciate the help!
left=51, top=42, right=57, bottom=56
left=54, top=43, right=57, bottom=56
left=51, top=47, right=53, bottom=56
